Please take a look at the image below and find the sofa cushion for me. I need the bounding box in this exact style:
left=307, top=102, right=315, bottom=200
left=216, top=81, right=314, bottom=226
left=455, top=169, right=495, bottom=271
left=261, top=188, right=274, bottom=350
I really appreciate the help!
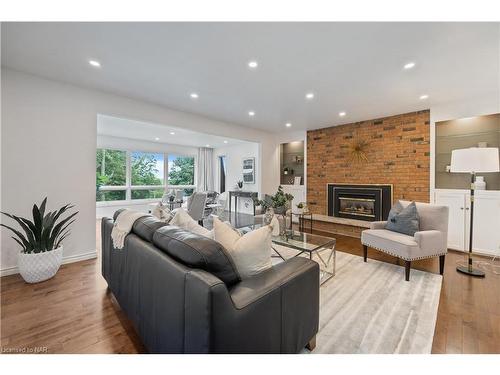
left=399, top=200, right=449, bottom=233
left=361, top=229, right=419, bottom=261
left=151, top=202, right=174, bottom=223
left=132, top=216, right=169, bottom=243
left=213, top=217, right=273, bottom=279
left=153, top=226, right=240, bottom=286
left=170, top=208, right=213, bottom=238
left=385, top=201, right=420, bottom=236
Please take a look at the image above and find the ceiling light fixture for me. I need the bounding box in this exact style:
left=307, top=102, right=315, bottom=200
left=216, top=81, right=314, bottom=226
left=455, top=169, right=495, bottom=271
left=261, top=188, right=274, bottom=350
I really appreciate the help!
left=305, top=92, right=315, bottom=100
left=205, top=144, right=210, bottom=148
left=403, top=62, right=416, bottom=70
left=419, top=94, right=429, bottom=100
left=190, top=93, right=199, bottom=99
left=248, top=61, right=258, bottom=69
left=170, top=131, right=175, bottom=135
left=223, top=140, right=228, bottom=144
left=154, top=137, right=160, bottom=141
left=339, top=112, right=346, bottom=117
left=248, top=111, right=255, bottom=117
left=89, top=60, right=101, bottom=67
left=285, top=123, right=292, bottom=128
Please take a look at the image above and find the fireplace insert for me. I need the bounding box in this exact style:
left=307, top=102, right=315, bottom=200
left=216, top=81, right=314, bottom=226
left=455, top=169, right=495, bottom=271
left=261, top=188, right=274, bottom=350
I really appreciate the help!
left=327, top=184, right=392, bottom=222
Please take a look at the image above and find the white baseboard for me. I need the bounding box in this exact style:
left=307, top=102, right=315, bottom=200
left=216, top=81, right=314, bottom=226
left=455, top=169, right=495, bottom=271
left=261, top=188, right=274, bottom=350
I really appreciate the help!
left=0, top=250, right=98, bottom=277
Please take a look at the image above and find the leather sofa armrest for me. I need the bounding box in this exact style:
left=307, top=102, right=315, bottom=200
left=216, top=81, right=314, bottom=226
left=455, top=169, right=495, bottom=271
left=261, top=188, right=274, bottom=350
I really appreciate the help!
left=370, top=221, right=387, bottom=230
left=414, top=230, right=447, bottom=253
left=211, top=257, right=320, bottom=353
left=228, top=257, right=318, bottom=309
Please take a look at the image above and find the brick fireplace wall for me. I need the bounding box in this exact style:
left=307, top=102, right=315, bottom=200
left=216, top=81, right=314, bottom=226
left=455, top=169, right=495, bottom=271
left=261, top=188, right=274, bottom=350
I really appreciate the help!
left=307, top=110, right=430, bottom=217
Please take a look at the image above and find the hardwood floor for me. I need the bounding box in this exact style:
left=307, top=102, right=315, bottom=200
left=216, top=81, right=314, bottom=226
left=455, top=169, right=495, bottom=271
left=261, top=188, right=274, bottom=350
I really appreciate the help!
left=1, top=220, right=499, bottom=354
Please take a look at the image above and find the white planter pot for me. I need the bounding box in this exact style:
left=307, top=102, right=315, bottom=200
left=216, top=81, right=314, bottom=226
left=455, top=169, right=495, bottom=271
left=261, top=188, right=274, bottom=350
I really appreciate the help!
left=18, top=246, right=63, bottom=283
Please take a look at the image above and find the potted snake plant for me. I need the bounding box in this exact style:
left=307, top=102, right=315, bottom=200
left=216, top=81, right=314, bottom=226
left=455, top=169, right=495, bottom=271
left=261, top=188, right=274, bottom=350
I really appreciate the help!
left=1, top=198, right=78, bottom=283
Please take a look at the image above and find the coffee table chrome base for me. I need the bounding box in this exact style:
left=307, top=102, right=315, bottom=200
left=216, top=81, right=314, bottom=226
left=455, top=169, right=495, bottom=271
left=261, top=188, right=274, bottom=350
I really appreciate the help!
left=273, top=243, right=336, bottom=285
left=311, top=245, right=336, bottom=285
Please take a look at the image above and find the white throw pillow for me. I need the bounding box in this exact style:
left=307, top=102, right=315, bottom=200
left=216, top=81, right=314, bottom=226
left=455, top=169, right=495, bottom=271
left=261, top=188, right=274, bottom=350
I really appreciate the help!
left=170, top=208, right=213, bottom=239
left=213, top=217, right=273, bottom=279
left=152, top=202, right=173, bottom=223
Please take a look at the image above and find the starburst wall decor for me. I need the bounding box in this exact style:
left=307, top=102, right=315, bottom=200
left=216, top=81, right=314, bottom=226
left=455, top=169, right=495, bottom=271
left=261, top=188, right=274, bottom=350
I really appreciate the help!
left=349, top=139, right=369, bottom=163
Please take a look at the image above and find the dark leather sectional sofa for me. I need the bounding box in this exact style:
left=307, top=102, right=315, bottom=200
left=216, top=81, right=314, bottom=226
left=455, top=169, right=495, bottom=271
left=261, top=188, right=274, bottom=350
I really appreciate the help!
left=101, top=211, right=320, bottom=353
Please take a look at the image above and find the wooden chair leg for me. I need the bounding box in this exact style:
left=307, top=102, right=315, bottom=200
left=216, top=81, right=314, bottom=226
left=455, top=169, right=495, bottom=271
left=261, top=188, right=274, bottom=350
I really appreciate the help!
left=439, top=255, right=445, bottom=275
left=363, top=244, right=367, bottom=262
left=405, top=260, right=411, bottom=281
left=306, top=335, right=316, bottom=351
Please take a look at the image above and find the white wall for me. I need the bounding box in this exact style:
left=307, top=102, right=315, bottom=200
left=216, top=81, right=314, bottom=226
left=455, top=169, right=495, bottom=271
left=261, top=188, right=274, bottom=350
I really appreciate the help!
left=214, top=142, right=260, bottom=214
left=430, top=91, right=500, bottom=201
left=1, top=69, right=278, bottom=275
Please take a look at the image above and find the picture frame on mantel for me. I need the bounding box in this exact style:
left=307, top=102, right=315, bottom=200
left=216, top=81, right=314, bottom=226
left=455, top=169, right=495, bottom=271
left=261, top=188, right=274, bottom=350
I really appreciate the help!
left=242, top=157, right=255, bottom=184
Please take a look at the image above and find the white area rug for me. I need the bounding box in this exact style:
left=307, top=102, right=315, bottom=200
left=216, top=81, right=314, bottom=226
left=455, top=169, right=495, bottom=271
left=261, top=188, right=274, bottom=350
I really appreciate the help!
left=274, top=246, right=442, bottom=354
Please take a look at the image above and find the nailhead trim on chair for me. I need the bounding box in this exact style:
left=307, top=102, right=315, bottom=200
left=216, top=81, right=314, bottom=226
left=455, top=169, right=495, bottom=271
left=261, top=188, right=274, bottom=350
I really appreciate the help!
left=361, top=240, right=447, bottom=261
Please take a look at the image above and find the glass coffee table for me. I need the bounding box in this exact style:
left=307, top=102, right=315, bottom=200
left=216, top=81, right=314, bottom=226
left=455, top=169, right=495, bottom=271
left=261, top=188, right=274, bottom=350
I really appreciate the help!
left=272, top=231, right=336, bottom=285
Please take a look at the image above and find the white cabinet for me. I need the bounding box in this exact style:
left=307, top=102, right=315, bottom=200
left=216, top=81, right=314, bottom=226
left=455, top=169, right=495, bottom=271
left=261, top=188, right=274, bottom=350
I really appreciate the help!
left=473, top=193, right=500, bottom=255
left=435, top=191, right=467, bottom=250
left=434, top=189, right=500, bottom=256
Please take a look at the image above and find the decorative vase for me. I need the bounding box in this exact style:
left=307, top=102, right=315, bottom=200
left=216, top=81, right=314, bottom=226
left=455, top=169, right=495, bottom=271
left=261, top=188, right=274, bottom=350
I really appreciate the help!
left=474, top=176, right=486, bottom=190
left=18, top=246, right=63, bottom=283
left=264, top=207, right=274, bottom=224
left=274, top=205, right=286, bottom=215
left=277, top=215, right=286, bottom=236
left=270, top=215, right=280, bottom=236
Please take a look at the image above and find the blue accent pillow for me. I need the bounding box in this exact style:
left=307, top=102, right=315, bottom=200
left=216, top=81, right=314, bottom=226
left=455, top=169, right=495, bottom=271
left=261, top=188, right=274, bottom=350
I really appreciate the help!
left=385, top=201, right=420, bottom=236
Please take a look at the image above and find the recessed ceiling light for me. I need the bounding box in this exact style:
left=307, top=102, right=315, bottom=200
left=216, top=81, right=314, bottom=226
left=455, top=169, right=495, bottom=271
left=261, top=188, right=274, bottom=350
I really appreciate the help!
left=248, top=61, right=258, bottom=69
left=170, top=131, right=175, bottom=135
left=190, top=93, right=199, bottom=99
left=223, top=140, right=228, bottom=144
left=339, top=112, right=346, bottom=117
left=154, top=137, right=160, bottom=141
left=403, top=62, right=416, bottom=70
left=419, top=94, right=429, bottom=100
left=248, top=111, right=255, bottom=117
left=89, top=60, right=101, bottom=67
left=285, top=123, right=292, bottom=128
left=205, top=144, right=210, bottom=148
left=305, top=92, right=315, bottom=100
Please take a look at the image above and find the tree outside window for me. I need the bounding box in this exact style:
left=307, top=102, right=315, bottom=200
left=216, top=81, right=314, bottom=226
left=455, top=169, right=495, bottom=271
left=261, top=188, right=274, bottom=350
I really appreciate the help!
left=96, top=149, right=126, bottom=201
left=168, top=155, right=195, bottom=186
left=131, top=152, right=165, bottom=199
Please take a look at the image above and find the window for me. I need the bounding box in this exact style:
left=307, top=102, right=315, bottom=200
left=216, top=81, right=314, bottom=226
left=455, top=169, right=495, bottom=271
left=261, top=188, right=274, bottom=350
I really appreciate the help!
left=131, top=188, right=165, bottom=200
left=131, top=152, right=165, bottom=200
left=131, top=152, right=164, bottom=186
left=96, top=149, right=126, bottom=202
left=168, top=155, right=195, bottom=186
left=96, top=149, right=196, bottom=203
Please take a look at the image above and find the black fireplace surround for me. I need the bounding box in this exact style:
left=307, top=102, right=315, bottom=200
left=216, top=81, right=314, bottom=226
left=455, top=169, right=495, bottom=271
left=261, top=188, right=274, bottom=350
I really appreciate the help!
left=327, top=184, right=392, bottom=222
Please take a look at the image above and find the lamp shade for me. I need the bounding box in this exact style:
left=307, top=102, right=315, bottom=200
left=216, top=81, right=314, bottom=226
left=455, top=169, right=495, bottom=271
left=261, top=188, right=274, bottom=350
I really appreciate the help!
left=450, top=147, right=500, bottom=173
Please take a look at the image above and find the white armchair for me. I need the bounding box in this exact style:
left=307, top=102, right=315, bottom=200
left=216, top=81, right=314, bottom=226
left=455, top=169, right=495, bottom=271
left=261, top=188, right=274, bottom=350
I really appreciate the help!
left=361, top=200, right=449, bottom=281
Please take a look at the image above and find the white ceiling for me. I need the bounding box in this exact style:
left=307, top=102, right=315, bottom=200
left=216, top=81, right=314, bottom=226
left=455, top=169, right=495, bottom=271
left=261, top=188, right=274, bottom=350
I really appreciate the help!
left=97, top=114, right=250, bottom=148
left=2, top=22, right=499, bottom=132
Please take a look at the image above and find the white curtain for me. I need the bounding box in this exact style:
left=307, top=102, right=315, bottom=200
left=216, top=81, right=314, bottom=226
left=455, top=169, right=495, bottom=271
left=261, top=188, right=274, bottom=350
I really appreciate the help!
left=197, top=147, right=214, bottom=192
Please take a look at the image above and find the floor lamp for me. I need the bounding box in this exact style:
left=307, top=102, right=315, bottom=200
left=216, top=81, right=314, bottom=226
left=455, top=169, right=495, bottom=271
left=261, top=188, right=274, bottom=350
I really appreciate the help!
left=450, top=147, right=500, bottom=277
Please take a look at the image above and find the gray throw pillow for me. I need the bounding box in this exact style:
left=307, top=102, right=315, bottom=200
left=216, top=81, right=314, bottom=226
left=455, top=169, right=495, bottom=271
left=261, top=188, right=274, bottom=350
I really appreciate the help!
left=385, top=201, right=420, bottom=236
